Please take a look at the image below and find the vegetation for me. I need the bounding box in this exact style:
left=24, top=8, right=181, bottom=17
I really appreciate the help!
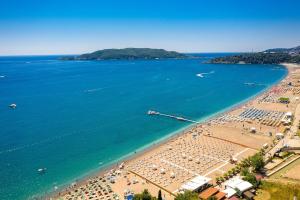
left=210, top=52, right=300, bottom=64
left=278, top=151, right=293, bottom=159
left=255, top=181, right=300, bottom=200
left=133, top=189, right=157, bottom=200
left=60, top=48, right=188, bottom=60
left=157, top=190, right=162, bottom=200
left=250, top=153, right=265, bottom=172
left=278, top=97, right=290, bottom=104
left=297, top=130, right=300, bottom=137
left=215, top=151, right=264, bottom=185
left=241, top=168, right=260, bottom=187
left=263, top=45, right=300, bottom=54
left=174, top=191, right=199, bottom=200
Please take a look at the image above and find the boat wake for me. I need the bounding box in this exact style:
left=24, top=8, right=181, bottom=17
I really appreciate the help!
left=244, top=82, right=267, bottom=87
left=196, top=71, right=215, bottom=78
left=84, top=87, right=105, bottom=93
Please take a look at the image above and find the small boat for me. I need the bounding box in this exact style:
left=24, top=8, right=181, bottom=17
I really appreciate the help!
left=147, top=110, right=158, bottom=115
left=176, top=117, right=185, bottom=121
left=244, top=82, right=255, bottom=86
left=9, top=104, right=17, bottom=109
left=37, top=168, right=47, bottom=174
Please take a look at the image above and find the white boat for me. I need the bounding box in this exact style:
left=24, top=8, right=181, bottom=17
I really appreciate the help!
left=9, top=104, right=17, bottom=109
left=147, top=110, right=158, bottom=115
left=176, top=117, right=185, bottom=121
left=37, top=168, right=47, bottom=174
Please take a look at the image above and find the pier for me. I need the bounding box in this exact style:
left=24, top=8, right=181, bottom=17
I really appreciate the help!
left=147, top=110, right=199, bottom=124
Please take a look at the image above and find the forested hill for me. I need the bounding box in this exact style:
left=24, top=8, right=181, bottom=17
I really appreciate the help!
left=60, top=48, right=188, bottom=60
left=210, top=46, right=300, bottom=64
left=263, top=46, right=300, bottom=54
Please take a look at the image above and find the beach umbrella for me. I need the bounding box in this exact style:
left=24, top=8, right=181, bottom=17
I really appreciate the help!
left=250, top=127, right=256, bottom=133
left=170, top=172, right=175, bottom=178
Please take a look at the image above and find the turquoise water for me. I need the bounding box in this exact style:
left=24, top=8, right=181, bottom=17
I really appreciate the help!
left=0, top=54, right=286, bottom=199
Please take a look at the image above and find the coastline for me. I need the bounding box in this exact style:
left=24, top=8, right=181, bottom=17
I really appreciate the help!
left=48, top=63, right=291, bottom=199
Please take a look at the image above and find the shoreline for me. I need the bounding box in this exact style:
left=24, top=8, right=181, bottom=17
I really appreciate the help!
left=49, top=63, right=292, bottom=200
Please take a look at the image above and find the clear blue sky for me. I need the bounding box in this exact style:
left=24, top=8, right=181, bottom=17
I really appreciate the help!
left=0, top=0, right=300, bottom=55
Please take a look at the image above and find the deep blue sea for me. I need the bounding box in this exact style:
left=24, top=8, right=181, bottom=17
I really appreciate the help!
left=0, top=54, right=287, bottom=200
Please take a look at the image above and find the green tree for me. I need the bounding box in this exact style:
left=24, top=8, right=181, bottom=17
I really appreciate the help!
left=250, top=153, right=264, bottom=172
left=133, top=189, right=156, bottom=200
left=243, top=172, right=258, bottom=187
left=157, top=190, right=162, bottom=200
left=175, top=191, right=198, bottom=200
left=241, top=167, right=250, bottom=176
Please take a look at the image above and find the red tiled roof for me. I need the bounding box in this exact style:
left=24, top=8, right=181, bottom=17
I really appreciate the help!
left=215, top=191, right=226, bottom=200
left=199, top=187, right=219, bottom=199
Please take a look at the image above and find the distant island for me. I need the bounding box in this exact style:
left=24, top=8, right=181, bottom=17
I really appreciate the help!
left=60, top=48, right=188, bottom=60
left=210, top=46, right=300, bottom=64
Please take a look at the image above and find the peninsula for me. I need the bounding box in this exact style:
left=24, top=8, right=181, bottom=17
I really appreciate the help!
left=210, top=46, right=300, bottom=64
left=60, top=48, right=188, bottom=60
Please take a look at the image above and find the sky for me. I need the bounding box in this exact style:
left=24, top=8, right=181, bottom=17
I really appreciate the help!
left=0, top=0, right=300, bottom=55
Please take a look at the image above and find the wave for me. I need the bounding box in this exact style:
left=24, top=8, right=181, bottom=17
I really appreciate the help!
left=0, top=75, right=5, bottom=78
left=196, top=70, right=215, bottom=78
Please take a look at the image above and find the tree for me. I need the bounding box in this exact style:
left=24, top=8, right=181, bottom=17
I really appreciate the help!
left=157, top=190, right=162, bottom=200
left=243, top=172, right=258, bottom=187
left=241, top=167, right=250, bottom=176
left=133, top=189, right=156, bottom=200
left=175, top=191, right=198, bottom=200
left=250, top=153, right=264, bottom=172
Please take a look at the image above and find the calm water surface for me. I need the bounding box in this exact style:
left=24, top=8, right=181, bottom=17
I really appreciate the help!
left=0, top=54, right=287, bottom=199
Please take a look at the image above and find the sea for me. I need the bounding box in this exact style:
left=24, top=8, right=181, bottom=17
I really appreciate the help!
left=0, top=54, right=287, bottom=200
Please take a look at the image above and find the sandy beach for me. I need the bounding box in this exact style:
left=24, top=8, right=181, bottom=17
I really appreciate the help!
left=50, top=63, right=300, bottom=200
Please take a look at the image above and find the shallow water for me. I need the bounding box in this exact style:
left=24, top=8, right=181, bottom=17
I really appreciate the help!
left=0, top=54, right=287, bottom=199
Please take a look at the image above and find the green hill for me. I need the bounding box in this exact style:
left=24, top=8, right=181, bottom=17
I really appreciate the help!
left=264, top=46, right=300, bottom=55
left=210, top=45, right=300, bottom=64
left=60, top=48, right=188, bottom=60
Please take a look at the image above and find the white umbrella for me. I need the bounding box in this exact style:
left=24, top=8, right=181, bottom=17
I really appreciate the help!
left=170, top=172, right=175, bottom=178
left=152, top=164, right=157, bottom=170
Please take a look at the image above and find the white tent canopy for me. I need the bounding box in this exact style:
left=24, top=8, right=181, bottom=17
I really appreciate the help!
left=225, top=177, right=253, bottom=192
left=222, top=187, right=236, bottom=198
left=180, top=175, right=211, bottom=191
